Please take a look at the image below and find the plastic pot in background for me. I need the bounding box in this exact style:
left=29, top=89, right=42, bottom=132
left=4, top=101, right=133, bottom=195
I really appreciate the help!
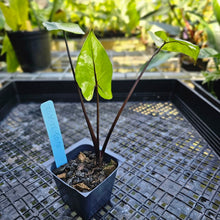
left=8, top=30, right=51, bottom=73
left=180, top=54, right=208, bottom=72
left=43, top=138, right=124, bottom=219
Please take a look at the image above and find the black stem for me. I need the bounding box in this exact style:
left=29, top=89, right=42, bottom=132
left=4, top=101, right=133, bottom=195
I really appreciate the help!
left=63, top=31, right=98, bottom=151
left=96, top=85, right=100, bottom=161
left=95, top=79, right=100, bottom=152
left=101, top=42, right=166, bottom=157
left=90, top=39, right=100, bottom=161
left=93, top=59, right=100, bottom=162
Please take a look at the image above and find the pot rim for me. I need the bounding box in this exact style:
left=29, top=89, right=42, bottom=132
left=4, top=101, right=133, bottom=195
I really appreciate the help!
left=7, top=29, right=49, bottom=37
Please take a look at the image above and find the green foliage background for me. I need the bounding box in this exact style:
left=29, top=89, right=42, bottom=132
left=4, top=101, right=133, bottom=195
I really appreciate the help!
left=0, top=0, right=218, bottom=75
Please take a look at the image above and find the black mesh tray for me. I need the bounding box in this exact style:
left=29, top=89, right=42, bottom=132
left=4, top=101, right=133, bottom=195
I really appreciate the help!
left=0, top=79, right=220, bottom=219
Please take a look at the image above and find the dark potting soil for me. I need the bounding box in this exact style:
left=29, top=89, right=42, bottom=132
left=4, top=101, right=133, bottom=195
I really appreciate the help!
left=52, top=150, right=117, bottom=192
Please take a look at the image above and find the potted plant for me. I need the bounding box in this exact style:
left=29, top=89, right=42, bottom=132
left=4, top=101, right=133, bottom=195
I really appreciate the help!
left=192, top=0, right=220, bottom=103
left=0, top=0, right=64, bottom=72
left=42, top=21, right=200, bottom=219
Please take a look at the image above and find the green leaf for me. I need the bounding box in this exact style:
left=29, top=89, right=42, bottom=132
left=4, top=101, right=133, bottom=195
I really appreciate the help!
left=203, top=22, right=217, bottom=50
left=0, top=2, right=17, bottom=31
left=140, top=7, right=169, bottom=20
left=213, top=0, right=220, bottom=25
left=2, top=35, right=19, bottom=72
left=153, top=31, right=200, bottom=61
left=11, top=0, right=29, bottom=30
left=198, top=47, right=218, bottom=58
left=202, top=70, right=220, bottom=83
left=0, top=9, right=5, bottom=29
left=43, top=21, right=85, bottom=34
left=75, top=31, right=113, bottom=101
left=150, top=22, right=180, bottom=36
left=138, top=51, right=177, bottom=73
left=148, top=31, right=163, bottom=47
left=126, top=0, right=139, bottom=32
left=146, top=51, right=177, bottom=70
left=0, top=0, right=29, bottom=31
left=212, top=53, right=220, bottom=59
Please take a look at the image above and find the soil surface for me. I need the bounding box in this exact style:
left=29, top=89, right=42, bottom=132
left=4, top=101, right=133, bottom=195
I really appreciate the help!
left=53, top=151, right=117, bottom=192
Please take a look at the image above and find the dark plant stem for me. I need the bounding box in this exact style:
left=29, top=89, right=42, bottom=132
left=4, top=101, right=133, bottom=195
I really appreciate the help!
left=90, top=40, right=101, bottom=162
left=63, top=31, right=98, bottom=153
left=96, top=86, right=100, bottom=162
left=100, top=42, right=166, bottom=158
left=93, top=59, right=101, bottom=163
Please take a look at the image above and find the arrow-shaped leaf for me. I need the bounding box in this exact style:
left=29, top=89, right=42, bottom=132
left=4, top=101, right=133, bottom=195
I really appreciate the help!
left=149, top=31, right=200, bottom=61
left=43, top=21, right=85, bottom=34
left=75, top=31, right=113, bottom=101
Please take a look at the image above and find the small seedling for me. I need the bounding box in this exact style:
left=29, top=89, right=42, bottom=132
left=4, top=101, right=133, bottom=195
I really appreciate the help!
left=43, top=21, right=200, bottom=165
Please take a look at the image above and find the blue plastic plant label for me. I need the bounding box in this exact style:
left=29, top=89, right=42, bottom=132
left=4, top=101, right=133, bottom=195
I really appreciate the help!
left=40, top=100, right=67, bottom=168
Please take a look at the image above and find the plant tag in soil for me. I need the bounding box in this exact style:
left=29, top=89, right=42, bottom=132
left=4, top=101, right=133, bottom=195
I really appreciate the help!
left=40, top=100, right=67, bottom=168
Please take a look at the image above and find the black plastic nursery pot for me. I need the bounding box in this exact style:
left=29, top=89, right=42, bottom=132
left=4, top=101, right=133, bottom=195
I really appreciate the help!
left=180, top=55, right=208, bottom=72
left=192, top=80, right=220, bottom=109
left=43, top=138, right=124, bottom=219
left=7, top=30, right=51, bottom=72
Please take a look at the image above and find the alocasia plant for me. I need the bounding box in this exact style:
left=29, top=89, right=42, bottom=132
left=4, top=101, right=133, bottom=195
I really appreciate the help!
left=43, top=21, right=200, bottom=165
